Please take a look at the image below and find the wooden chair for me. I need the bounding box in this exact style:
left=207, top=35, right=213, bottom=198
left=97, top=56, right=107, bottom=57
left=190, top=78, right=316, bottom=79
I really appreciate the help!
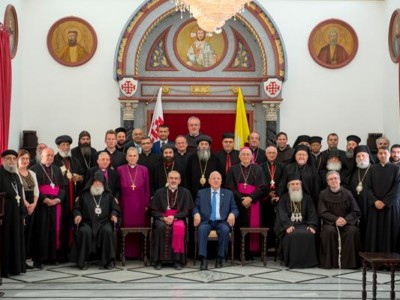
left=193, top=225, right=234, bottom=265
left=120, top=227, right=151, bottom=266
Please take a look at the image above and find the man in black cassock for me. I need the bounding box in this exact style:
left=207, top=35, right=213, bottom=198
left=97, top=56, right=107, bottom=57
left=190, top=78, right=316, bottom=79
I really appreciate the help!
left=276, top=132, right=294, bottom=165
left=309, top=136, right=325, bottom=171
left=54, top=135, right=85, bottom=261
left=71, top=131, right=97, bottom=174
left=150, top=171, right=194, bottom=270
left=102, top=130, right=126, bottom=169
left=275, top=173, right=318, bottom=269
left=0, top=150, right=26, bottom=277
left=343, top=135, right=361, bottom=171
left=319, top=171, right=361, bottom=269
left=225, top=147, right=266, bottom=259
left=151, top=144, right=185, bottom=194
left=115, top=127, right=128, bottom=153
left=138, top=136, right=161, bottom=171
left=73, top=171, right=120, bottom=270
left=283, top=145, right=320, bottom=207
left=348, top=145, right=373, bottom=248
left=319, top=147, right=349, bottom=189
left=215, top=132, right=240, bottom=186
left=365, top=147, right=400, bottom=252
left=248, top=132, right=266, bottom=165
left=30, top=147, right=67, bottom=269
left=260, top=145, right=286, bottom=248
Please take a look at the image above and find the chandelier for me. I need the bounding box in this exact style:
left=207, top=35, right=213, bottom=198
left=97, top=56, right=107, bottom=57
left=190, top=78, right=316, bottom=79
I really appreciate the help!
left=173, top=0, right=252, bottom=33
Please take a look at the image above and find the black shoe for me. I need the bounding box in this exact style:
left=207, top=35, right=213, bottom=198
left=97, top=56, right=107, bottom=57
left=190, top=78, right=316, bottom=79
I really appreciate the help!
left=154, top=261, right=162, bottom=270
left=173, top=261, right=182, bottom=270
left=79, top=261, right=89, bottom=270
left=200, top=258, right=208, bottom=271
left=33, top=262, right=44, bottom=270
left=215, top=257, right=223, bottom=268
left=25, top=263, right=34, bottom=270
left=102, top=260, right=113, bottom=270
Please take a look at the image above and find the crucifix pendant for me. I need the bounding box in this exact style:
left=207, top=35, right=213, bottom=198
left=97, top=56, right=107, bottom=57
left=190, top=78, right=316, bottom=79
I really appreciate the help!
left=131, top=183, right=136, bottom=191
left=244, top=182, right=247, bottom=189
left=50, top=183, right=55, bottom=189
left=15, top=195, right=21, bottom=206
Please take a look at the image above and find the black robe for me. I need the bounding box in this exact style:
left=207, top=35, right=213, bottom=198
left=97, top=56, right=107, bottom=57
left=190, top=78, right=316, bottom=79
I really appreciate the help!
left=151, top=161, right=186, bottom=194
left=310, top=153, right=325, bottom=172
left=0, top=167, right=26, bottom=277
left=318, top=187, right=361, bottom=269
left=348, top=165, right=372, bottom=248
left=71, top=146, right=97, bottom=174
left=72, top=188, right=121, bottom=268
left=174, top=151, right=192, bottom=171
left=30, top=163, right=67, bottom=263
left=250, top=147, right=267, bottom=165
left=277, top=146, right=294, bottom=165
left=150, top=186, right=194, bottom=263
left=275, top=192, right=318, bottom=268
left=365, top=163, right=400, bottom=252
left=215, top=149, right=240, bottom=185
left=138, top=152, right=161, bottom=171
left=85, top=166, right=121, bottom=200
left=102, top=149, right=126, bottom=170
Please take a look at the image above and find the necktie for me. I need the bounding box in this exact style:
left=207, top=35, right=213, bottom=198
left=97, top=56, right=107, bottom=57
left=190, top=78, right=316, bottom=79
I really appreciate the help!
left=225, top=153, right=231, bottom=174
left=161, top=142, right=166, bottom=147
left=211, top=191, right=217, bottom=221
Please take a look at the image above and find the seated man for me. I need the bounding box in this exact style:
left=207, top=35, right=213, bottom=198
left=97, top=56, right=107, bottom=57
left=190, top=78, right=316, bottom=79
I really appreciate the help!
left=73, top=171, right=120, bottom=270
left=319, top=171, right=361, bottom=269
left=193, top=171, right=238, bottom=270
left=275, top=173, right=318, bottom=268
left=150, top=170, right=194, bottom=270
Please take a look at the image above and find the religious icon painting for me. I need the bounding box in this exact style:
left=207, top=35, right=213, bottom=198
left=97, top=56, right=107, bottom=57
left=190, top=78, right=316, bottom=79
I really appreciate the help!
left=174, top=19, right=227, bottom=71
left=3, top=4, right=18, bottom=59
left=389, top=9, right=400, bottom=63
left=47, top=16, right=97, bottom=67
left=308, top=19, right=358, bottom=69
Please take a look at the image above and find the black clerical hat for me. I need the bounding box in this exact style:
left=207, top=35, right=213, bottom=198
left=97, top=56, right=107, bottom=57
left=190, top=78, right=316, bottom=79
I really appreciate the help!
left=293, top=135, right=310, bottom=148
left=161, top=144, right=175, bottom=152
left=309, top=136, right=322, bottom=145
left=1, top=149, right=17, bottom=158
left=115, top=127, right=127, bottom=134
left=294, top=144, right=309, bottom=154
left=196, top=135, right=212, bottom=145
left=78, top=130, right=91, bottom=140
left=346, top=135, right=361, bottom=144
left=55, top=135, right=73, bottom=145
left=354, top=145, right=371, bottom=156
left=327, top=147, right=340, bottom=160
left=222, top=132, right=234, bottom=140
left=287, top=172, right=301, bottom=182
left=93, top=171, right=106, bottom=184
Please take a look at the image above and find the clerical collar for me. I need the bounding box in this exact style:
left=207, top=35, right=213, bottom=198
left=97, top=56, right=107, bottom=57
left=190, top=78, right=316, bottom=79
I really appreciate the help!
left=129, top=164, right=137, bottom=168
left=169, top=186, right=178, bottom=192
left=41, top=163, right=51, bottom=168
left=190, top=133, right=200, bottom=137
left=241, top=163, right=251, bottom=168
left=107, top=148, right=116, bottom=154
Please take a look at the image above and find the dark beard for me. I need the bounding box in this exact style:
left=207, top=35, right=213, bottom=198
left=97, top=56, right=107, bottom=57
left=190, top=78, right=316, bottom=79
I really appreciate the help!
left=80, top=145, right=92, bottom=158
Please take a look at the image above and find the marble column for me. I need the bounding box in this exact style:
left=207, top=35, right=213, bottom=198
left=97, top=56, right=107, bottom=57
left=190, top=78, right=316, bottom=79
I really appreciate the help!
left=262, top=101, right=281, bottom=146
left=120, top=100, right=139, bottom=135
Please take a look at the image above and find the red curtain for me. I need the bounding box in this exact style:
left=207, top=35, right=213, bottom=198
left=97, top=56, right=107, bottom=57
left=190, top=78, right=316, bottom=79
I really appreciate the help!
left=0, top=28, right=12, bottom=153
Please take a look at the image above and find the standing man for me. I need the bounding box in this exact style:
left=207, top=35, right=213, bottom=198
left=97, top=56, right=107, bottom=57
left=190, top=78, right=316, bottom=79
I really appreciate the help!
left=73, top=172, right=120, bottom=270
left=117, top=147, right=150, bottom=259
left=319, top=171, right=361, bottom=269
left=365, top=147, right=400, bottom=252
left=29, top=143, right=47, bottom=167
left=215, top=132, right=240, bottom=184
left=138, top=136, right=161, bottom=170
left=103, top=130, right=126, bottom=169
left=30, top=148, right=67, bottom=268
left=193, top=171, right=238, bottom=270
left=150, top=171, right=193, bottom=270
left=126, top=128, right=144, bottom=154
left=344, top=135, right=361, bottom=171
left=0, top=150, right=26, bottom=277
left=71, top=131, right=97, bottom=174
left=321, top=133, right=347, bottom=167
left=174, top=135, right=192, bottom=170
left=309, top=136, right=324, bottom=171
left=184, top=116, right=201, bottom=154
left=152, top=124, right=174, bottom=154
left=53, top=135, right=84, bottom=261
left=276, top=132, right=294, bottom=165
left=115, top=127, right=127, bottom=153
left=248, top=132, right=266, bottom=165
left=390, top=144, right=400, bottom=165
left=225, top=147, right=266, bottom=259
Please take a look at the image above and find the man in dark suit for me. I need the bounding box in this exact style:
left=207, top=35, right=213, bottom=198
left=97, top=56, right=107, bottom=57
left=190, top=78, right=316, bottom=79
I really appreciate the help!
left=193, top=171, right=238, bottom=270
left=152, top=125, right=175, bottom=154
left=215, top=132, right=240, bottom=186
left=85, top=151, right=121, bottom=200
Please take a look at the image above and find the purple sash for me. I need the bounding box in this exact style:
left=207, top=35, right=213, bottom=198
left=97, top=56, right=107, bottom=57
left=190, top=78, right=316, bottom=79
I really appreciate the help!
left=166, top=209, right=185, bottom=254
left=237, top=183, right=260, bottom=252
left=39, top=185, right=62, bottom=250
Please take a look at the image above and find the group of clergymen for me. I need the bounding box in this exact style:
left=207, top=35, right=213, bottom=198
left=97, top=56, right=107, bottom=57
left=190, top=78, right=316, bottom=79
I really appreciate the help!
left=0, top=115, right=400, bottom=277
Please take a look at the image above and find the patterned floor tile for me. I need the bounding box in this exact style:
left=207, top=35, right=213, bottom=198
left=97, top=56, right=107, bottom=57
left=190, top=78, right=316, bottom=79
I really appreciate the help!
left=168, top=269, right=243, bottom=283
left=252, top=269, right=325, bottom=283
left=337, top=270, right=400, bottom=284
left=85, top=269, right=160, bottom=283
left=8, top=269, right=75, bottom=283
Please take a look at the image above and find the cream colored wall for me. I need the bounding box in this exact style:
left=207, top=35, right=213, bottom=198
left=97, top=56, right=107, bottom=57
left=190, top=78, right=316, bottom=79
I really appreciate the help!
left=1, top=0, right=398, bottom=151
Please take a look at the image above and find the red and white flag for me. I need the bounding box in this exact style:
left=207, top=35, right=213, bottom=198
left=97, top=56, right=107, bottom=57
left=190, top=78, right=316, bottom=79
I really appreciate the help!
left=148, top=87, right=164, bottom=143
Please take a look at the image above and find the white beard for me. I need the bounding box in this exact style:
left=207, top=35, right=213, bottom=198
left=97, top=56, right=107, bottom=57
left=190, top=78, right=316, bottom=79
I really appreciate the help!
left=357, top=159, right=370, bottom=169
left=289, top=189, right=303, bottom=203
left=198, top=148, right=210, bottom=161
left=327, top=161, right=342, bottom=171
left=90, top=185, right=104, bottom=196
left=346, top=149, right=354, bottom=159
left=3, top=164, right=17, bottom=173
left=59, top=150, right=71, bottom=158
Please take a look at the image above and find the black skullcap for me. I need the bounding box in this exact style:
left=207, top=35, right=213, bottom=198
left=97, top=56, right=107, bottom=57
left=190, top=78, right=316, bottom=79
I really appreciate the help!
left=222, top=132, right=235, bottom=139
left=354, top=145, right=370, bottom=156
left=294, top=144, right=309, bottom=154
left=93, top=171, right=106, bottom=185
left=79, top=130, right=91, bottom=140
left=309, top=136, right=322, bottom=144
left=1, top=149, right=18, bottom=158
left=115, top=127, right=127, bottom=134
left=346, top=135, right=361, bottom=144
left=293, top=135, right=310, bottom=148
left=288, top=172, right=301, bottom=182
left=161, top=144, right=175, bottom=152
left=196, top=135, right=212, bottom=145
left=55, top=135, right=73, bottom=145
left=327, top=147, right=340, bottom=160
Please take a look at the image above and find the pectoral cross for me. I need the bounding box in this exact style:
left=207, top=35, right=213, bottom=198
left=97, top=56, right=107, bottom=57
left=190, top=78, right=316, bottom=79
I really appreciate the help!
left=131, top=183, right=136, bottom=191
